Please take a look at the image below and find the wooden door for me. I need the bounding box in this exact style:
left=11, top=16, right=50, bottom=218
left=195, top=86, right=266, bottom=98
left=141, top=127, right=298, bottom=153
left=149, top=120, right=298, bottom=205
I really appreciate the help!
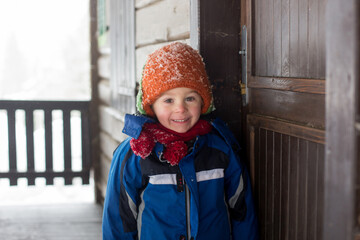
left=244, top=0, right=326, bottom=239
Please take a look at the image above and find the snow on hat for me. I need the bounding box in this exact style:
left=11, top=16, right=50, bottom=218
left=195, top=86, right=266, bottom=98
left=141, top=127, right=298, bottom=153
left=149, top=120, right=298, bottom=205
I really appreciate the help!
left=136, top=42, right=214, bottom=117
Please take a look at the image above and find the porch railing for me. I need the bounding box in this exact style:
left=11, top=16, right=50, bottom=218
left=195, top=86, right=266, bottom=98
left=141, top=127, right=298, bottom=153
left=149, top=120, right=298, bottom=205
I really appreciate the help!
left=0, top=100, right=91, bottom=186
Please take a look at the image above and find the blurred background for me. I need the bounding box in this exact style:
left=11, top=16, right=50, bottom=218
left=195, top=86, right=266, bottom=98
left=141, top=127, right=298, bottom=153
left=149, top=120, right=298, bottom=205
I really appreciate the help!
left=0, top=0, right=93, bottom=205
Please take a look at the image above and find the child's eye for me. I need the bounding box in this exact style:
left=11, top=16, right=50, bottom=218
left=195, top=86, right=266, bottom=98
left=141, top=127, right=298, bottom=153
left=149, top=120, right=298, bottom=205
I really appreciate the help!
left=185, top=96, right=195, bottom=102
left=164, top=98, right=173, bottom=103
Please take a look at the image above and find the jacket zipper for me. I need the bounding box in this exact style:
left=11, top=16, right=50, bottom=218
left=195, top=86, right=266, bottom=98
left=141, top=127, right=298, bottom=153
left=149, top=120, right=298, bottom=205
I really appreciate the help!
left=184, top=180, right=191, bottom=240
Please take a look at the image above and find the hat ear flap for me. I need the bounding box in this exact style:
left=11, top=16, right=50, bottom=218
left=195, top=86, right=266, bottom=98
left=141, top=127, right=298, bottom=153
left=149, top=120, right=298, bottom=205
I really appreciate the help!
left=204, top=97, right=216, bottom=114
left=136, top=67, right=147, bottom=115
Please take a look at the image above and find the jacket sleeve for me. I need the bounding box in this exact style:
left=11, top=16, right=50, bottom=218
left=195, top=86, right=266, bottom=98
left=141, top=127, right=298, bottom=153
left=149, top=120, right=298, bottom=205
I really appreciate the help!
left=102, top=138, right=142, bottom=240
left=225, top=149, right=259, bottom=240
left=212, top=118, right=259, bottom=240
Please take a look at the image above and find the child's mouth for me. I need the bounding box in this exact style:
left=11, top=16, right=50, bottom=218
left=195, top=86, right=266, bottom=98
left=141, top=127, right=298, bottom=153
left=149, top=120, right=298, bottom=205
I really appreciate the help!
left=172, top=118, right=189, bottom=123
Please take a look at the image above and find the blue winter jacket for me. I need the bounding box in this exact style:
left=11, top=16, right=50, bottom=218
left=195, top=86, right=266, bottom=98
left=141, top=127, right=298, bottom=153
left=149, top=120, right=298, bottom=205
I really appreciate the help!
left=102, top=114, right=258, bottom=240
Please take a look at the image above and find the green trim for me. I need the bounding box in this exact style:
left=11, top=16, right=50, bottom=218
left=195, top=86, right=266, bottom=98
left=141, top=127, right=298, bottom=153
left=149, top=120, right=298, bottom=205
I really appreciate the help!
left=136, top=70, right=146, bottom=115
left=205, top=98, right=216, bottom=114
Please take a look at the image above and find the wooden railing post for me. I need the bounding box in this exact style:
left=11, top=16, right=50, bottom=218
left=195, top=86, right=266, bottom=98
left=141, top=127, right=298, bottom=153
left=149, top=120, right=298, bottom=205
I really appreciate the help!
left=0, top=100, right=92, bottom=186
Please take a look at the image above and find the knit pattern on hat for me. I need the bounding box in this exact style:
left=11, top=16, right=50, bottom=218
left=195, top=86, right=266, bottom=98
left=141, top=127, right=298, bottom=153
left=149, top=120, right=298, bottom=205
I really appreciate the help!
left=137, top=42, right=214, bottom=117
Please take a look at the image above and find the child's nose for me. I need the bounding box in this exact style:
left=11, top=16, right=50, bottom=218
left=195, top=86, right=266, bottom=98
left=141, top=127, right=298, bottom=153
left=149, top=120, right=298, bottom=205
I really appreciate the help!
left=175, top=101, right=186, bottom=113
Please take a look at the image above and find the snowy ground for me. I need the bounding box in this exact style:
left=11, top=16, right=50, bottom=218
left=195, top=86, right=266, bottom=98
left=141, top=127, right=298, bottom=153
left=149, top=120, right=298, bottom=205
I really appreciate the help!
left=0, top=176, right=95, bottom=206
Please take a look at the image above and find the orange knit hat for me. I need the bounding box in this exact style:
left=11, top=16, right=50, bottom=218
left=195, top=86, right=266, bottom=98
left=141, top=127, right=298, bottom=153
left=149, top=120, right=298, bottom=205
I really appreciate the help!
left=137, top=42, right=214, bottom=117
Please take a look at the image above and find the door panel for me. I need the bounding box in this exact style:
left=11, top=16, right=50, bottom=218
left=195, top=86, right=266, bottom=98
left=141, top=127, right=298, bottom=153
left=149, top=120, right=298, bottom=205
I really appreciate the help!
left=249, top=115, right=324, bottom=239
left=254, top=0, right=326, bottom=78
left=245, top=0, right=326, bottom=239
left=250, top=88, right=325, bottom=128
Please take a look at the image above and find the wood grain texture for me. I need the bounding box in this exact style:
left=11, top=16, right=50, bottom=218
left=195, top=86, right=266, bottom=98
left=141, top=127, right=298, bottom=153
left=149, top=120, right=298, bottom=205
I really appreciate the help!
left=248, top=76, right=325, bottom=94
left=248, top=114, right=324, bottom=144
left=249, top=120, right=325, bottom=239
left=249, top=88, right=325, bottom=130
left=198, top=0, right=242, bottom=141
left=253, top=0, right=326, bottom=79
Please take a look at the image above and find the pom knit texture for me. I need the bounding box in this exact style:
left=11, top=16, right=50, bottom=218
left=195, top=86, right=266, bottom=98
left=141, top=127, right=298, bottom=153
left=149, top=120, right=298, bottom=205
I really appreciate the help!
left=137, top=42, right=214, bottom=116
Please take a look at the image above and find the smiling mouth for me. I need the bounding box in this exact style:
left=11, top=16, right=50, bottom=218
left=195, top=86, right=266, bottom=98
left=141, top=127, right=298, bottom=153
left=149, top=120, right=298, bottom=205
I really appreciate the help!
left=172, top=118, right=189, bottom=123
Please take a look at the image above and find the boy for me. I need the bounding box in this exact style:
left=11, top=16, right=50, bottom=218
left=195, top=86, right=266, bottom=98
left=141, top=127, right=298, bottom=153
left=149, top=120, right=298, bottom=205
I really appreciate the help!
left=102, top=42, right=258, bottom=240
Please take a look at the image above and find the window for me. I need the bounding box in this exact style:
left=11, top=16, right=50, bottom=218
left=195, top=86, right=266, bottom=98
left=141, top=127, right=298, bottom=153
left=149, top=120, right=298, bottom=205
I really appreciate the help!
left=109, top=0, right=136, bottom=113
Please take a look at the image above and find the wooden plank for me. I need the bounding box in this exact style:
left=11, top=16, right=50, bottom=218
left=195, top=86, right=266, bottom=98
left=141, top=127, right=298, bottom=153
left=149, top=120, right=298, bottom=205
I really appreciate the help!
left=198, top=0, right=242, bottom=140
left=248, top=114, right=325, bottom=144
left=298, top=0, right=309, bottom=77
left=25, top=109, right=35, bottom=186
left=306, top=141, right=318, bottom=240
left=308, top=0, right=319, bottom=78
left=81, top=109, right=91, bottom=184
left=280, top=134, right=290, bottom=240
left=0, top=204, right=102, bottom=240
left=249, top=88, right=325, bottom=130
left=110, top=0, right=136, bottom=114
left=317, top=144, right=324, bottom=240
left=0, top=100, right=90, bottom=111
left=289, top=0, right=299, bottom=77
left=248, top=76, right=325, bottom=94
left=45, top=109, right=54, bottom=185
left=63, top=110, right=72, bottom=185
left=273, top=132, right=281, bottom=239
left=259, top=128, right=267, bottom=239
left=297, top=138, right=308, bottom=239
left=135, top=0, right=190, bottom=47
left=259, top=0, right=266, bottom=76
left=281, top=0, right=290, bottom=77
left=7, top=108, right=17, bottom=186
left=190, top=0, right=199, bottom=49
left=273, top=0, right=282, bottom=77
left=317, top=0, right=326, bottom=78
left=265, top=0, right=274, bottom=76
left=253, top=127, right=260, bottom=206
left=255, top=0, right=260, bottom=75
left=265, top=130, right=274, bottom=240
left=288, top=136, right=299, bottom=240
left=0, top=170, right=90, bottom=179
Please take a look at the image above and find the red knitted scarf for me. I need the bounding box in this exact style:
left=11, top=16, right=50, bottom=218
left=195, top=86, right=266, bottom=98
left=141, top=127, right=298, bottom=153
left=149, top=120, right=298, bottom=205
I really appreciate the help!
left=130, top=119, right=212, bottom=166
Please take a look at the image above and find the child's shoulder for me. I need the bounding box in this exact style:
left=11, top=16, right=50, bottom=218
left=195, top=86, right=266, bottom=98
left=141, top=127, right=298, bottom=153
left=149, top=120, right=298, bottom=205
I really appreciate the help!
left=113, top=137, right=132, bottom=157
left=206, top=117, right=241, bottom=154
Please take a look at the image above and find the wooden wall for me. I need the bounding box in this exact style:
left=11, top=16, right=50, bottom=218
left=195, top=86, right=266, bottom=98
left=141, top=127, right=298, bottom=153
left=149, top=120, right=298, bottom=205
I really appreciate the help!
left=96, top=0, right=191, bottom=203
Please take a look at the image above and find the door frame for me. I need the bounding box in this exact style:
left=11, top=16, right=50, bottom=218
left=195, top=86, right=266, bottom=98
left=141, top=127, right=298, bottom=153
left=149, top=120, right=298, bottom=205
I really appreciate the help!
left=324, top=0, right=360, bottom=239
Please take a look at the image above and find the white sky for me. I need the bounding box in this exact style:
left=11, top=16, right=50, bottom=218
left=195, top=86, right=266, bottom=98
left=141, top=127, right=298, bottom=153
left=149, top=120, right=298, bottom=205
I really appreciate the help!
left=0, top=1, right=93, bottom=204
left=0, top=0, right=90, bottom=100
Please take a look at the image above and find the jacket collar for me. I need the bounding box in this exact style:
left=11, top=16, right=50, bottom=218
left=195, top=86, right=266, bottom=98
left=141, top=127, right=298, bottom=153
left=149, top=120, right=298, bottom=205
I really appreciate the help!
left=122, top=114, right=155, bottom=139
left=122, top=113, right=239, bottom=152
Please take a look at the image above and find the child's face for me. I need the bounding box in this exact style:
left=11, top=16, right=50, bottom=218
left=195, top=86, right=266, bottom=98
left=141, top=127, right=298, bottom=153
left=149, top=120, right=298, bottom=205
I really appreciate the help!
left=152, top=87, right=203, bottom=133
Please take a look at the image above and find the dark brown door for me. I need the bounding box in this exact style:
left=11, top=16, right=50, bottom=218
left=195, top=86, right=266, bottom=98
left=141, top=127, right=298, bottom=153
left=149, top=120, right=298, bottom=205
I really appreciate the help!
left=244, top=0, right=326, bottom=239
